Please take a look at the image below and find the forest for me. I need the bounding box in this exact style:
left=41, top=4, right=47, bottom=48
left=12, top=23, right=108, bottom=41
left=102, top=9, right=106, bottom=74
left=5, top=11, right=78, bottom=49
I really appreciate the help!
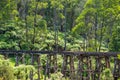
left=0, top=0, right=120, bottom=80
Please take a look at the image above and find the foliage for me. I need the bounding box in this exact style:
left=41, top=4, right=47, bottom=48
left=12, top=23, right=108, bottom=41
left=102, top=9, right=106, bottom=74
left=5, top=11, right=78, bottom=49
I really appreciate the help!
left=0, top=0, right=120, bottom=79
left=109, top=26, right=120, bottom=52
left=0, top=0, right=119, bottom=52
left=0, top=55, right=14, bottom=80
left=72, top=0, right=120, bottom=52
left=0, top=55, right=36, bottom=80
left=48, top=72, right=67, bottom=80
left=14, top=65, right=35, bottom=80
left=100, top=68, right=113, bottom=80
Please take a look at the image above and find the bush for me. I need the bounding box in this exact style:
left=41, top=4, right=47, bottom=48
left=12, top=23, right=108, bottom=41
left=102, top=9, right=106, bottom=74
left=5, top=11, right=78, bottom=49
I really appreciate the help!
left=0, top=55, right=35, bottom=80
left=14, top=65, right=35, bottom=80
left=0, top=55, right=14, bottom=80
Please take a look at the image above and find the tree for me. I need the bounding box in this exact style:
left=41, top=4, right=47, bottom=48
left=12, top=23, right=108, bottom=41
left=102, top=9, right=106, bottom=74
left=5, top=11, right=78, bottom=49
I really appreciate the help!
left=109, top=26, right=120, bottom=51
left=72, top=0, right=120, bottom=52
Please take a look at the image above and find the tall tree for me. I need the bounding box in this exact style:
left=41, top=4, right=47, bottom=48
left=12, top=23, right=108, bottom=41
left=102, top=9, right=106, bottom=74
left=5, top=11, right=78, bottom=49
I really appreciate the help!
left=72, top=0, right=120, bottom=52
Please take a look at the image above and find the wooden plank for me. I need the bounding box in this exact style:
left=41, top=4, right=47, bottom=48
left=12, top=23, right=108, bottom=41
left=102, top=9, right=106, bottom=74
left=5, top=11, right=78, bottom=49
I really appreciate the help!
left=0, top=50, right=119, bottom=56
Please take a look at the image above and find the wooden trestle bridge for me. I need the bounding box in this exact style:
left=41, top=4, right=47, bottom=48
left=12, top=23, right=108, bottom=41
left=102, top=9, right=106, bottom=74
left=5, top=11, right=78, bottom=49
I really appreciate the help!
left=0, top=50, right=120, bottom=80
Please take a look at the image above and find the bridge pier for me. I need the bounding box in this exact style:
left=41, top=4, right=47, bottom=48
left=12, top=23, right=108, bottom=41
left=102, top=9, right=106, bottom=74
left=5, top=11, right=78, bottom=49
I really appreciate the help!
left=62, top=55, right=75, bottom=80
left=15, top=53, right=19, bottom=66
left=1, top=51, right=120, bottom=80
left=77, top=55, right=92, bottom=80
left=37, top=55, right=41, bottom=80
left=113, top=57, right=120, bottom=80
left=45, top=54, right=58, bottom=79
left=77, top=55, right=83, bottom=80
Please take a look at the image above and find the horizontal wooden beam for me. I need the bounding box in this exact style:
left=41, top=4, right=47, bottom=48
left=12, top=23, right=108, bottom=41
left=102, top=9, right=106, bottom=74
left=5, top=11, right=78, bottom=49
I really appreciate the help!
left=0, top=50, right=119, bottom=56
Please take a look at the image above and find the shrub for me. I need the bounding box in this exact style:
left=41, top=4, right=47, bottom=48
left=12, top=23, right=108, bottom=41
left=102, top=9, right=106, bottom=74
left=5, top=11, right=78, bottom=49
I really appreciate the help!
left=0, top=55, right=14, bottom=80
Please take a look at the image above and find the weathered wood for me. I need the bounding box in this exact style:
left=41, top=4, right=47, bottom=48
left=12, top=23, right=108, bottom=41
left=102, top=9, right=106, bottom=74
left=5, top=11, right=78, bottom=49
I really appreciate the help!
left=37, top=55, right=41, bottom=80
left=0, top=50, right=119, bottom=56
left=1, top=50, right=120, bottom=80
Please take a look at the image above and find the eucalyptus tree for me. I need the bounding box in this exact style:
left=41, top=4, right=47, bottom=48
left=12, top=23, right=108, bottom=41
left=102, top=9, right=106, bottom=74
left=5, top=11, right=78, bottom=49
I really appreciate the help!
left=108, top=0, right=120, bottom=51
left=72, top=0, right=120, bottom=52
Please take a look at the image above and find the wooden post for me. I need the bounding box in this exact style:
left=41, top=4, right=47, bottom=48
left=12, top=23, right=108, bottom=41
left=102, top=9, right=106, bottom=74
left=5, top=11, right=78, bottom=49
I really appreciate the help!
left=105, top=56, right=110, bottom=68
left=21, top=53, right=25, bottom=64
left=70, top=55, right=75, bottom=80
left=37, top=55, right=41, bottom=80
left=113, top=57, right=120, bottom=80
left=15, top=53, right=19, bottom=66
left=93, top=56, right=101, bottom=80
left=30, top=53, right=34, bottom=80
left=53, top=54, right=57, bottom=72
left=45, top=54, right=51, bottom=80
left=62, top=55, right=68, bottom=78
left=76, top=55, right=83, bottom=80
left=4, top=53, right=8, bottom=59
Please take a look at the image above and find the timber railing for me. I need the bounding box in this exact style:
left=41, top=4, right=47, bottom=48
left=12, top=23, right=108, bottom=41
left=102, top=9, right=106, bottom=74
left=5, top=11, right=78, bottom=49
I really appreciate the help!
left=0, top=50, right=120, bottom=80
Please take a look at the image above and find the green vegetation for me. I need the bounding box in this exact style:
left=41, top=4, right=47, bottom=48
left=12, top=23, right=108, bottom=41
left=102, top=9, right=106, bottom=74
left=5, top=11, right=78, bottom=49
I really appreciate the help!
left=0, top=55, right=35, bottom=80
left=0, top=0, right=120, bottom=80
left=0, top=0, right=119, bottom=51
left=0, top=55, right=14, bottom=80
left=0, top=54, right=68, bottom=80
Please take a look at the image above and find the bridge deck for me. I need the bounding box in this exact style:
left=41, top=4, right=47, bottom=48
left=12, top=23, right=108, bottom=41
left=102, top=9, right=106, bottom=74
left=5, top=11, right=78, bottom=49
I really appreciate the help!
left=0, top=50, right=120, bottom=80
left=0, top=50, right=119, bottom=56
